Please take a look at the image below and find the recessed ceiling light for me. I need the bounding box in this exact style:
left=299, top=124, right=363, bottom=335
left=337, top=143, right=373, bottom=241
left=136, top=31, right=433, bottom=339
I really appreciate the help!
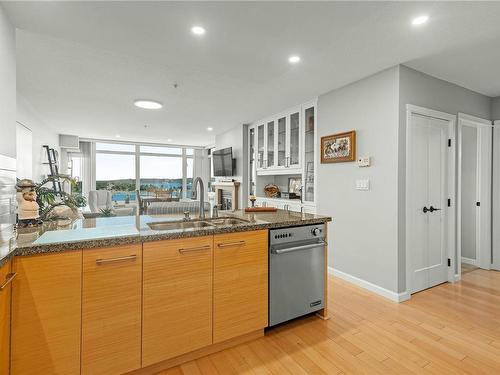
left=134, top=100, right=163, bottom=109
left=288, top=55, right=301, bottom=64
left=412, top=15, right=429, bottom=26
left=207, top=127, right=213, bottom=131
left=167, top=138, right=172, bottom=142
left=191, top=26, right=206, bottom=35
left=115, top=134, right=121, bottom=138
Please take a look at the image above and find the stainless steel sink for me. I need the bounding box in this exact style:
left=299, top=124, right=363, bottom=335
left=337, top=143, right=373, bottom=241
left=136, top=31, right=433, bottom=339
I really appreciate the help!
left=205, top=217, right=250, bottom=226
left=147, top=220, right=215, bottom=231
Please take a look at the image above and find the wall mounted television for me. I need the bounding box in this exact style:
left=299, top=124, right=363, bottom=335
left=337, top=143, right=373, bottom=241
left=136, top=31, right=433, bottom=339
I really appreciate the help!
left=212, top=147, right=235, bottom=176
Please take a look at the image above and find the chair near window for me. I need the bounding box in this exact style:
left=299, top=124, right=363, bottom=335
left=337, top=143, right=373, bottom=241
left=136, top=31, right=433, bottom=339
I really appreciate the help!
left=88, top=190, right=112, bottom=213
left=155, top=189, right=171, bottom=199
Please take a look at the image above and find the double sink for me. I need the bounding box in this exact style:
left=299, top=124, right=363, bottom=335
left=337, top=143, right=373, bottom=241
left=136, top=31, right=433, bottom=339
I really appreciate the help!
left=147, top=217, right=250, bottom=231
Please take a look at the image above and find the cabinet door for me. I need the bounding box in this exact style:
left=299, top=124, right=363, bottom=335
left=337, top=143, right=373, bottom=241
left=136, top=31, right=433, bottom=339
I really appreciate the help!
left=0, top=260, right=12, bottom=375
left=11, top=252, right=82, bottom=375
left=214, top=230, right=268, bottom=343
left=266, top=120, right=275, bottom=168
left=257, top=123, right=265, bottom=169
left=277, top=116, right=287, bottom=167
left=303, top=103, right=316, bottom=204
left=249, top=126, right=256, bottom=196
left=143, top=236, right=212, bottom=366
left=82, top=244, right=142, bottom=375
left=288, top=111, right=301, bottom=168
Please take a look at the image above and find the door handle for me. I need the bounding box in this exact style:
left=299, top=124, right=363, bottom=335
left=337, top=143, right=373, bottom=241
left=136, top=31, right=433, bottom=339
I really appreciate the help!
left=429, top=206, right=441, bottom=212
left=422, top=206, right=429, bottom=213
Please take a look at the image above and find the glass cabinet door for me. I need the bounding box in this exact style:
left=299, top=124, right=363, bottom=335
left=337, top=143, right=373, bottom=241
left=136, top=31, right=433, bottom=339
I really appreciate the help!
left=249, top=127, right=256, bottom=195
left=303, top=106, right=315, bottom=203
left=257, top=124, right=265, bottom=169
left=277, top=117, right=286, bottom=167
left=267, top=121, right=274, bottom=168
left=289, top=112, right=300, bottom=167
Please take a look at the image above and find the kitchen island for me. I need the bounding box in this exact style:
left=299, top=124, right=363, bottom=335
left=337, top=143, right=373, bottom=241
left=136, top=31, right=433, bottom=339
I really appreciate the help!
left=0, top=210, right=331, bottom=375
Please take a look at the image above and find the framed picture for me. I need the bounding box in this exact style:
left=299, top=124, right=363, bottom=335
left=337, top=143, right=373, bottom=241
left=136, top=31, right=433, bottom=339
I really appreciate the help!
left=321, top=130, right=356, bottom=163
left=288, top=177, right=302, bottom=196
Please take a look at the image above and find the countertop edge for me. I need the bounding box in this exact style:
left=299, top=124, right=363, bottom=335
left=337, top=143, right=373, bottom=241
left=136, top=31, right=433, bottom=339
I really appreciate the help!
left=8, top=216, right=331, bottom=258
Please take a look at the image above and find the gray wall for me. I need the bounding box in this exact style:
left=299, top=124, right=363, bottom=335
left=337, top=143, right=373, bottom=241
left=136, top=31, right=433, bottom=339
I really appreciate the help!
left=492, top=97, right=500, bottom=120
left=0, top=5, right=16, bottom=158
left=214, top=125, right=248, bottom=209
left=398, top=65, right=492, bottom=291
left=317, top=66, right=400, bottom=293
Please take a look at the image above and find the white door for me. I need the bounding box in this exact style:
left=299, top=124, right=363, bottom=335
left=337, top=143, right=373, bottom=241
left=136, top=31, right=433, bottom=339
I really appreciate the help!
left=458, top=114, right=492, bottom=271
left=407, top=110, right=453, bottom=294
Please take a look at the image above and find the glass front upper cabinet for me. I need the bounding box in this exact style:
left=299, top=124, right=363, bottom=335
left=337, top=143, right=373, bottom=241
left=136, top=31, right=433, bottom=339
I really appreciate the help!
left=257, top=124, right=265, bottom=169
left=267, top=121, right=274, bottom=168
left=277, top=117, right=286, bottom=167
left=288, top=111, right=300, bottom=168
left=249, top=127, right=256, bottom=195
left=303, top=105, right=315, bottom=203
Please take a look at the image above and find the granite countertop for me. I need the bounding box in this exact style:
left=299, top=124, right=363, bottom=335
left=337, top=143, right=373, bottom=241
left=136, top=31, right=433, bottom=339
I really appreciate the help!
left=0, top=210, right=331, bottom=266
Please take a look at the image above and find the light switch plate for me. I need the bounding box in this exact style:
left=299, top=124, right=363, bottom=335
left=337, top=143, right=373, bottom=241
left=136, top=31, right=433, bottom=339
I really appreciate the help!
left=357, top=156, right=371, bottom=167
left=355, top=179, right=370, bottom=191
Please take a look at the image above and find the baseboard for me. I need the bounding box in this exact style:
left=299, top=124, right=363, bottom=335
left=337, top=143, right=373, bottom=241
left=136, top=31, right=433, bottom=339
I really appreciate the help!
left=328, top=267, right=410, bottom=303
left=461, top=257, right=477, bottom=266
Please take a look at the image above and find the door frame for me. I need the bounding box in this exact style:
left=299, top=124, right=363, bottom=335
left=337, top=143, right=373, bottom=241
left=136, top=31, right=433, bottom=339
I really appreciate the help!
left=457, top=113, right=492, bottom=273
left=493, top=120, right=500, bottom=270
left=405, top=104, right=457, bottom=295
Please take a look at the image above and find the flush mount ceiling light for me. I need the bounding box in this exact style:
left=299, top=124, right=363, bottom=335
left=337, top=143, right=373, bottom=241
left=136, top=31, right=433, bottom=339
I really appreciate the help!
left=288, top=55, right=301, bottom=64
left=412, top=15, right=429, bottom=26
left=134, top=100, right=163, bottom=109
left=191, top=26, right=206, bottom=35
left=207, top=127, right=213, bottom=131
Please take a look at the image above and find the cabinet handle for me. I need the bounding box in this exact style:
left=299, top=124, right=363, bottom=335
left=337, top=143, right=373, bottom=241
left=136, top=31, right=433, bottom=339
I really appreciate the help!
left=95, top=254, right=137, bottom=265
left=0, top=272, right=16, bottom=291
left=217, top=240, right=246, bottom=248
left=178, top=245, right=211, bottom=254
left=286, top=157, right=289, bottom=168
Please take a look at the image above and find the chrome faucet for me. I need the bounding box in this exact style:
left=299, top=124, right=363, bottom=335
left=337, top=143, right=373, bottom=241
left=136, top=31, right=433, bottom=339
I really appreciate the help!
left=191, top=177, right=205, bottom=220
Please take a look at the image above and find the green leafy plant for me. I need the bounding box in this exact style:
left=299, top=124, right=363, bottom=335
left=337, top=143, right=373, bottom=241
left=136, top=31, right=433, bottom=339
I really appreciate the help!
left=34, top=175, right=86, bottom=221
left=99, top=208, right=115, bottom=217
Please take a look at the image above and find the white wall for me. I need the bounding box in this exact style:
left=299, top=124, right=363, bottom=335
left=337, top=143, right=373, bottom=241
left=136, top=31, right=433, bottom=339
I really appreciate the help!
left=214, top=124, right=248, bottom=209
left=492, top=97, right=500, bottom=120
left=317, top=66, right=400, bottom=293
left=0, top=4, right=16, bottom=158
left=398, top=65, right=492, bottom=290
left=17, top=94, right=60, bottom=182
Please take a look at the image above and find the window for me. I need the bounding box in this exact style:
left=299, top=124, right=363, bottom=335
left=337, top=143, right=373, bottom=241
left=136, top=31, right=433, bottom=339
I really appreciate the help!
left=139, top=155, right=183, bottom=199
left=96, top=153, right=136, bottom=202
left=68, top=153, right=83, bottom=194
left=94, top=142, right=197, bottom=203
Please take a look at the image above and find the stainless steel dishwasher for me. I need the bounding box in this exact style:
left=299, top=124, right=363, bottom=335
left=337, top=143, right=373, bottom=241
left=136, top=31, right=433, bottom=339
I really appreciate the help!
left=269, top=224, right=326, bottom=326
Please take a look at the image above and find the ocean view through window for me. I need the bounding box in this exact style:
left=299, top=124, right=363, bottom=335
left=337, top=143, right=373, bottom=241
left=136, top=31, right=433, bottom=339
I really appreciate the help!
left=95, top=142, right=194, bottom=203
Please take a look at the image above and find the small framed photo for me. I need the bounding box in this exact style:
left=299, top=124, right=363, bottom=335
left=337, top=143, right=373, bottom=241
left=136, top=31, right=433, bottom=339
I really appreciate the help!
left=321, top=130, right=356, bottom=163
left=288, top=177, right=302, bottom=196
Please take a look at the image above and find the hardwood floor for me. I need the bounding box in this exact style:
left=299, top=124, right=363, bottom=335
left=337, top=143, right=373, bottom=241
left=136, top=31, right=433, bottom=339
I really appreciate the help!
left=157, top=268, right=500, bottom=374
left=461, top=262, right=479, bottom=275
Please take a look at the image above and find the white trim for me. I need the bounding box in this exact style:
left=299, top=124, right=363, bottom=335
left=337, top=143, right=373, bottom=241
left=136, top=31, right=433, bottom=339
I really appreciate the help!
left=457, top=114, right=493, bottom=274
left=328, top=267, right=410, bottom=303
left=461, top=257, right=478, bottom=266
left=405, top=104, right=457, bottom=295
left=492, top=120, right=500, bottom=271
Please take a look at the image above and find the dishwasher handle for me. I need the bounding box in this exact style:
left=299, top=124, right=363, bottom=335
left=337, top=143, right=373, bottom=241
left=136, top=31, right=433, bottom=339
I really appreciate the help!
left=271, top=241, right=327, bottom=255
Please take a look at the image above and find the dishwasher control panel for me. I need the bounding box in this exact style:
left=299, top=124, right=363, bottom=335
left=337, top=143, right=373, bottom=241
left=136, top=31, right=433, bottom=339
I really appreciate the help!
left=270, top=224, right=325, bottom=246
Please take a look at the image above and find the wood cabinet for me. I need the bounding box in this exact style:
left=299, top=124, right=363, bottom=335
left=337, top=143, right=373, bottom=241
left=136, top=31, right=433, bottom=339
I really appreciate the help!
left=11, top=251, right=82, bottom=375
left=0, top=260, right=13, bottom=375
left=213, top=230, right=268, bottom=343
left=142, top=236, right=213, bottom=366
left=81, top=244, right=142, bottom=375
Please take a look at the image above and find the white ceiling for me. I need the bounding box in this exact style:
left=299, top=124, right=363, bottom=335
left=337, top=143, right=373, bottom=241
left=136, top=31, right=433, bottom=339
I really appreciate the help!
left=3, top=1, right=500, bottom=146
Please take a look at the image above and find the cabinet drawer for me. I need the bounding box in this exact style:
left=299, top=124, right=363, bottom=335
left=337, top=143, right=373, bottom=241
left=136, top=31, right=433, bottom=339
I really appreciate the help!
left=213, top=230, right=268, bottom=343
left=11, top=252, right=82, bottom=375
left=0, top=260, right=12, bottom=375
left=143, top=236, right=213, bottom=366
left=82, top=244, right=142, bottom=375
